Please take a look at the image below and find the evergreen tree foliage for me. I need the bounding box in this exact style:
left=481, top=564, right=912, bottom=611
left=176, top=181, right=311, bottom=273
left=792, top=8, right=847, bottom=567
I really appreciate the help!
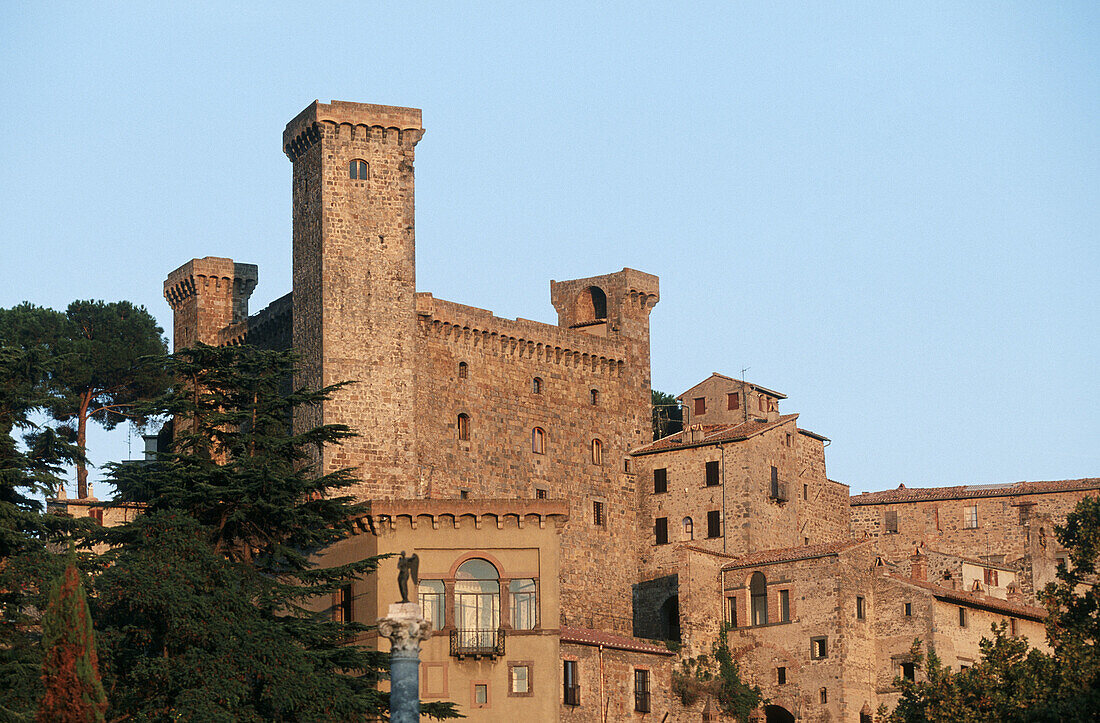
left=652, top=389, right=682, bottom=440
left=0, top=344, right=81, bottom=722
left=670, top=629, right=763, bottom=720
left=95, top=344, right=457, bottom=721
left=37, top=547, right=107, bottom=723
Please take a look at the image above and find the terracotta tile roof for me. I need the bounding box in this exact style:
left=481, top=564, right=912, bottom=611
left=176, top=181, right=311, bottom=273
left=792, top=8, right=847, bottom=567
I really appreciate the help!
left=632, top=414, right=799, bottom=455
left=888, top=575, right=1047, bottom=621
left=559, top=627, right=675, bottom=656
left=850, top=478, right=1100, bottom=506
left=678, top=373, right=787, bottom=400
left=722, top=539, right=870, bottom=571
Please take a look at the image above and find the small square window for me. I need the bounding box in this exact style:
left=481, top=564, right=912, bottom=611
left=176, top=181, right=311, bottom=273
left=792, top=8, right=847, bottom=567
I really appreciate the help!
left=535, top=487, right=548, bottom=499
left=777, top=666, right=786, bottom=685
left=811, top=636, right=828, bottom=659
left=459, top=489, right=470, bottom=499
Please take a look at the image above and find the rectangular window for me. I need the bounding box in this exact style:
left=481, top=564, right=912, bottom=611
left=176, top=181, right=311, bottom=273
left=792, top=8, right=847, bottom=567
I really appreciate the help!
left=777, top=666, right=787, bottom=684
left=563, top=660, right=580, bottom=706
left=785, top=432, right=793, bottom=447
left=706, top=510, right=722, bottom=539
left=705, top=460, right=720, bottom=486
left=332, top=584, right=353, bottom=623
left=510, top=580, right=537, bottom=630
left=535, top=487, right=548, bottom=499
left=984, top=568, right=999, bottom=587
left=418, top=581, right=445, bottom=629
left=770, top=466, right=780, bottom=499
left=904, top=602, right=912, bottom=617
left=885, top=510, right=898, bottom=534
left=653, top=468, right=667, bottom=494
left=1019, top=504, right=1033, bottom=524
left=758, top=395, right=766, bottom=412
left=473, top=682, right=489, bottom=707
left=694, top=397, right=706, bottom=415
left=964, top=505, right=978, bottom=529
left=509, top=664, right=531, bottom=696
left=728, top=392, right=740, bottom=410
left=1010, top=618, right=1017, bottom=636
left=634, top=669, right=650, bottom=712
left=655, top=517, right=668, bottom=545
left=819, top=687, right=828, bottom=704
left=959, top=607, right=968, bottom=628
left=901, top=662, right=915, bottom=681
left=803, top=483, right=808, bottom=499
left=728, top=597, right=738, bottom=628
left=856, top=596, right=865, bottom=620
left=811, top=636, right=828, bottom=659
left=89, top=508, right=104, bottom=525
left=593, top=501, right=605, bottom=527
left=779, top=589, right=790, bottom=622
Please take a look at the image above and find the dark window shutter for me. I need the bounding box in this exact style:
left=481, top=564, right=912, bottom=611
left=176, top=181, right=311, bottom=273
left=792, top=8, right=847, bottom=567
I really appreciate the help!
left=655, top=517, right=668, bottom=545
left=705, top=461, right=720, bottom=486
left=654, top=468, right=667, bottom=494
left=707, top=510, right=721, bottom=538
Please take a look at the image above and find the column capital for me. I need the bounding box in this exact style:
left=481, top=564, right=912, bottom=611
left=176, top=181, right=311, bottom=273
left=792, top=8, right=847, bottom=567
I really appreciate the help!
left=378, top=603, right=433, bottom=653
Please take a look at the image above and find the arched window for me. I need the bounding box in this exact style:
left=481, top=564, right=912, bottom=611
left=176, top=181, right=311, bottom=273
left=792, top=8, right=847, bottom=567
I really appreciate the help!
left=682, top=516, right=694, bottom=541
left=532, top=427, right=546, bottom=454
left=532, top=377, right=543, bottom=394
left=510, top=579, right=537, bottom=630
left=751, top=571, right=768, bottom=626
left=591, top=439, right=603, bottom=465
left=418, top=580, right=445, bottom=628
left=457, top=414, right=470, bottom=441
left=458, top=361, right=468, bottom=379
left=572, top=286, right=608, bottom=325
left=349, top=159, right=369, bottom=180
left=455, top=559, right=500, bottom=647
left=590, top=388, right=599, bottom=405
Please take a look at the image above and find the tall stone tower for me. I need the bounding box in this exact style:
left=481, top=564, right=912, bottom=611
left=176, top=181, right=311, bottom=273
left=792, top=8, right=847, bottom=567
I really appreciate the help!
left=163, top=256, right=258, bottom=350
left=283, top=101, right=425, bottom=499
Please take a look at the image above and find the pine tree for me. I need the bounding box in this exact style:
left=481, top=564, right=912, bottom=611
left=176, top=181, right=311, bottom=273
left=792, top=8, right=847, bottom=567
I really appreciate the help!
left=95, top=344, right=457, bottom=721
left=37, top=547, right=107, bottom=723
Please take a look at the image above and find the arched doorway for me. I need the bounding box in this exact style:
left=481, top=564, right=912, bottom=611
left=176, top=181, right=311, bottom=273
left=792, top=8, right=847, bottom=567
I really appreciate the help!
left=659, top=595, right=680, bottom=641
left=764, top=704, right=795, bottom=723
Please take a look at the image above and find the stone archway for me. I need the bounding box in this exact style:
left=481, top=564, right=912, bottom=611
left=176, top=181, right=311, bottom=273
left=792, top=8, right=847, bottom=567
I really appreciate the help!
left=764, top=704, right=795, bottom=723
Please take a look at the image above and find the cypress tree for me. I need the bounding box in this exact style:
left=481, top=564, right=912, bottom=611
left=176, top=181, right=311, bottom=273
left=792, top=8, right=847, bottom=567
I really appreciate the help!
left=37, top=547, right=107, bottom=723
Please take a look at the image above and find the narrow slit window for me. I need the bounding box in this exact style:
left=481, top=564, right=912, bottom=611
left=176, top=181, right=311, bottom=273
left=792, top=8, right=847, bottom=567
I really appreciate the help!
left=590, top=388, right=599, bottom=405
left=532, top=377, right=542, bottom=394
left=591, top=439, right=603, bottom=465
left=457, top=413, right=470, bottom=441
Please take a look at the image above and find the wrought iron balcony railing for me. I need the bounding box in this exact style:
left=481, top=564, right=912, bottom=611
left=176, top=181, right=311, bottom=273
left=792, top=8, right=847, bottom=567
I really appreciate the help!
left=449, top=628, right=505, bottom=659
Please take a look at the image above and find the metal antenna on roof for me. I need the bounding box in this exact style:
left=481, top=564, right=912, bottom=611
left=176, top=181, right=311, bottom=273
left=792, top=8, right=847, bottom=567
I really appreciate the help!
left=740, top=366, right=750, bottom=381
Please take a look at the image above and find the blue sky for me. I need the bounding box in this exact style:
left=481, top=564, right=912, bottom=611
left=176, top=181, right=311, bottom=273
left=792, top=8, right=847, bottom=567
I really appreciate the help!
left=1, top=2, right=1096, bottom=496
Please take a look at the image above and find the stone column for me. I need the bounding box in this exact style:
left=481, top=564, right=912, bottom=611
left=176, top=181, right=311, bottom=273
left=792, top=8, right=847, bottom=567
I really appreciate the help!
left=378, top=602, right=433, bottom=723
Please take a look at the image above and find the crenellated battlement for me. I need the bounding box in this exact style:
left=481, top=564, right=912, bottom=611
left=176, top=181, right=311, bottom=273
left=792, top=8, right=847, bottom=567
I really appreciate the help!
left=347, top=499, right=570, bottom=535
left=283, top=100, right=424, bottom=161
left=417, top=293, right=627, bottom=378
left=163, top=257, right=257, bottom=350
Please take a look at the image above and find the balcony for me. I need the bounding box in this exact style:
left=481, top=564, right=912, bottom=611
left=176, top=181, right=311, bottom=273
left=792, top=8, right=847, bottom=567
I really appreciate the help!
left=449, top=628, right=506, bottom=659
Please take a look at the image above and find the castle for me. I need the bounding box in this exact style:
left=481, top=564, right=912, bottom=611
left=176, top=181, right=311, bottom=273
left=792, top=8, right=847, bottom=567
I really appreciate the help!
left=147, top=101, right=1096, bottom=722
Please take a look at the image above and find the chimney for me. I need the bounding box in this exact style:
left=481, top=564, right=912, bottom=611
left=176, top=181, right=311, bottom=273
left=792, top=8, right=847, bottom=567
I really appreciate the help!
left=910, top=548, right=927, bottom=581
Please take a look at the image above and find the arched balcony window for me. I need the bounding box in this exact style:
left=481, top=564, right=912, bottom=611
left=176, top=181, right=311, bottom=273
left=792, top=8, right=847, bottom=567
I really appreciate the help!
left=455, top=559, right=500, bottom=649
left=751, top=571, right=768, bottom=626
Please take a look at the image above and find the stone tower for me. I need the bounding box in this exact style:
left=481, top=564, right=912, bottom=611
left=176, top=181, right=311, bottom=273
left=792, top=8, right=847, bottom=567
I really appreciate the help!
left=163, top=256, right=258, bottom=350
left=283, top=101, right=425, bottom=499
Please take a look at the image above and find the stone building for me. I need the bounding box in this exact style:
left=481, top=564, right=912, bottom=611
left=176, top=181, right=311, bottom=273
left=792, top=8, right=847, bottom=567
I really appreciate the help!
left=143, top=99, right=1098, bottom=721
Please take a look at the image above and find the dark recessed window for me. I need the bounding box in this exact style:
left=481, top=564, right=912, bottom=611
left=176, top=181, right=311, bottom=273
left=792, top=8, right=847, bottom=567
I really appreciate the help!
left=457, top=413, right=470, bottom=441
left=633, top=669, right=650, bottom=712
left=705, top=460, right=720, bottom=486
left=780, top=589, right=790, bottom=622
left=959, top=607, right=968, bottom=628
left=706, top=510, right=721, bottom=538
left=535, top=487, right=548, bottom=499
left=728, top=597, right=738, bottom=627
left=458, top=361, right=468, bottom=379
left=904, top=602, right=912, bottom=616
left=751, top=572, right=768, bottom=626
left=532, top=377, right=543, bottom=394
left=349, top=159, right=369, bottom=180
left=593, top=501, right=605, bottom=527
left=820, top=687, right=827, bottom=704
left=777, top=666, right=786, bottom=685
left=811, top=636, right=828, bottom=659
left=590, top=389, right=599, bottom=405
left=332, top=584, right=353, bottom=622
left=654, top=468, right=667, bottom=494
left=563, top=660, right=579, bottom=705
left=857, top=596, right=866, bottom=620
left=655, top=517, right=668, bottom=545
left=682, top=516, right=693, bottom=541
left=901, top=662, right=915, bottom=681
